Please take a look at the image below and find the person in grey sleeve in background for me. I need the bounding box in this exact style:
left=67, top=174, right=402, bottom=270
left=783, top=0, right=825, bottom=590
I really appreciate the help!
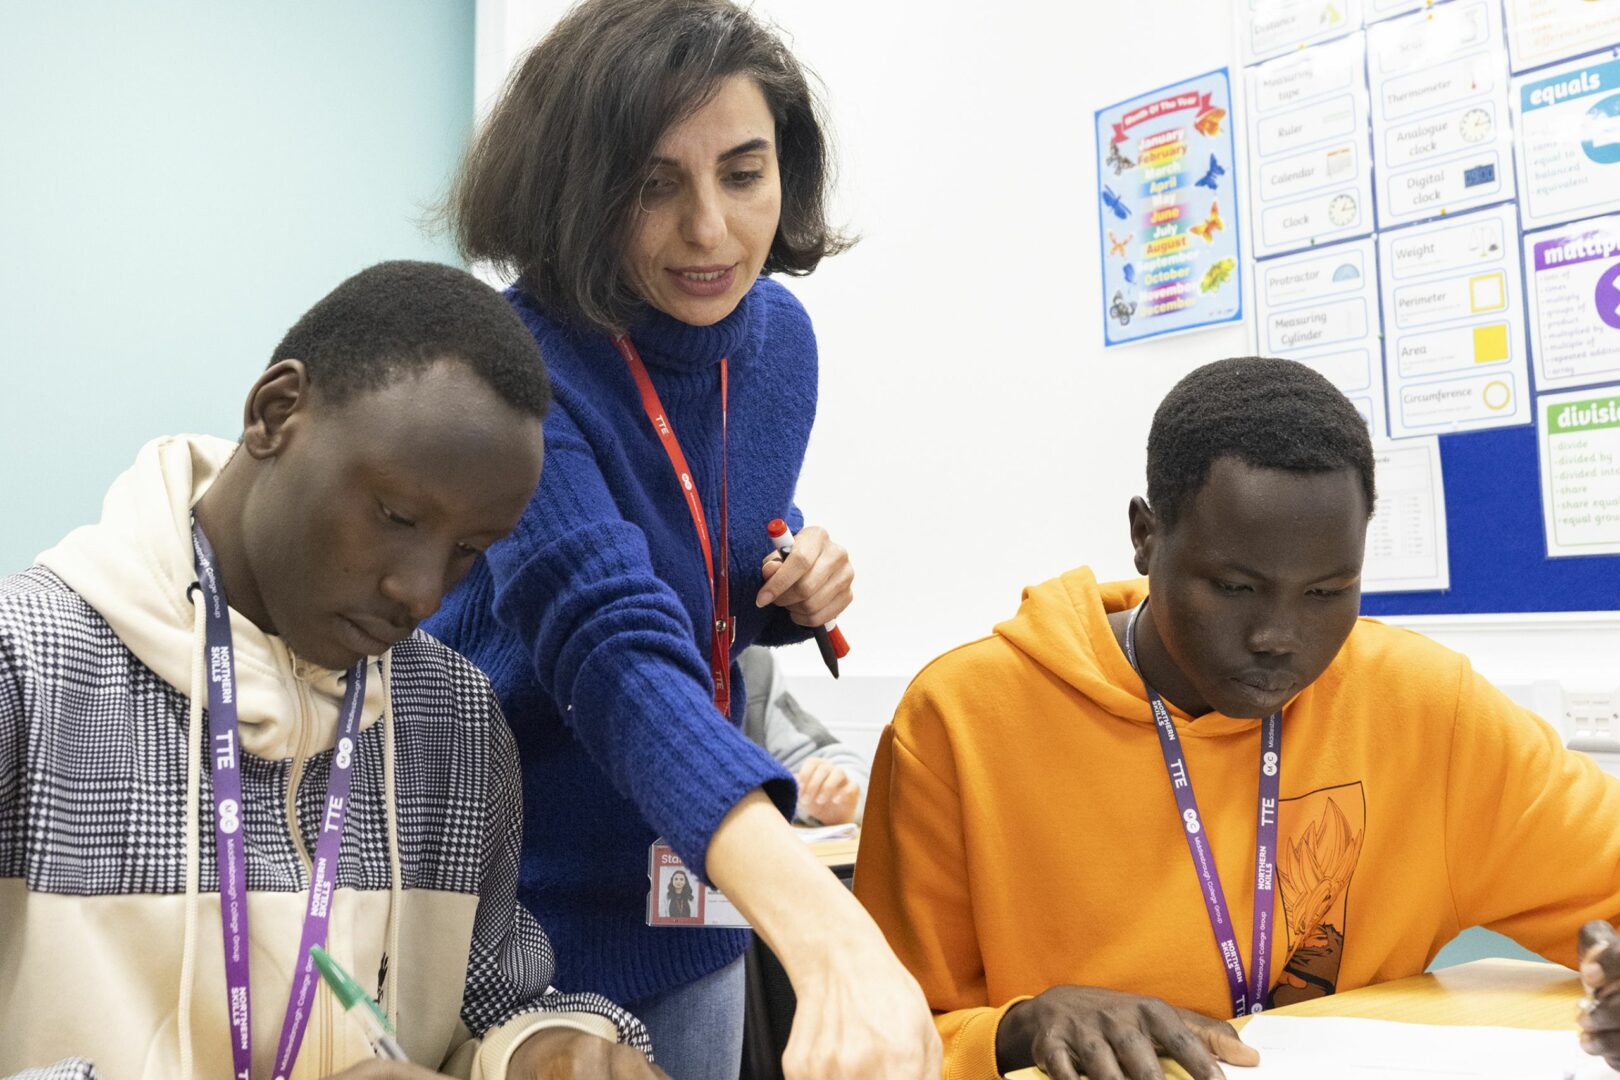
left=739, top=647, right=869, bottom=827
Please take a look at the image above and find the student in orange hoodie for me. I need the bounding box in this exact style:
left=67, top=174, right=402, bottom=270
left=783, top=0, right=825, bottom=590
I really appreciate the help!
left=855, top=357, right=1620, bottom=1080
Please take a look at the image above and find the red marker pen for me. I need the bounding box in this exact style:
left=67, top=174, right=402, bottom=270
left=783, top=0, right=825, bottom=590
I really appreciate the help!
left=766, top=519, right=850, bottom=679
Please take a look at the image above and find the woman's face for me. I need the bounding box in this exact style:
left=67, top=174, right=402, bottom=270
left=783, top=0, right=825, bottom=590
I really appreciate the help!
left=625, top=75, right=782, bottom=327
left=671, top=870, right=689, bottom=891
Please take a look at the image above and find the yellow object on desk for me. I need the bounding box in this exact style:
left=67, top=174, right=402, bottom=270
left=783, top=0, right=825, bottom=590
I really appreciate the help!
left=1006, top=959, right=1584, bottom=1080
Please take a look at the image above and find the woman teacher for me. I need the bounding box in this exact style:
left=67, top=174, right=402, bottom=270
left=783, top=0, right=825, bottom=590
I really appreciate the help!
left=426, top=2, right=939, bottom=1078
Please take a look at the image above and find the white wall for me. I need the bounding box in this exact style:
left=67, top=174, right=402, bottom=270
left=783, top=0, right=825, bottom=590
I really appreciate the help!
left=746, top=1, right=1255, bottom=684
left=474, top=1, right=1620, bottom=743
left=476, top=0, right=1246, bottom=667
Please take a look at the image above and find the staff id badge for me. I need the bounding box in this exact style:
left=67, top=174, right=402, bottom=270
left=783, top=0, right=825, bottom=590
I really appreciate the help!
left=647, top=839, right=749, bottom=928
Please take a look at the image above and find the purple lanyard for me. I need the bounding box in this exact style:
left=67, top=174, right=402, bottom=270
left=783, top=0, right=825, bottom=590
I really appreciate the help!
left=192, top=522, right=367, bottom=1080
left=1124, top=599, right=1280, bottom=1019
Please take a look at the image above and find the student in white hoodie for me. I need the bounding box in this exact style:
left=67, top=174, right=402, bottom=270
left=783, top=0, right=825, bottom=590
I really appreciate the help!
left=0, top=261, right=665, bottom=1080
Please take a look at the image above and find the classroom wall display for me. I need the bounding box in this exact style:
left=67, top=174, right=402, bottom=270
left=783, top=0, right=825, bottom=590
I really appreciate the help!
left=1233, top=0, right=1620, bottom=608
left=1537, top=385, right=1620, bottom=556
left=1512, top=53, right=1620, bottom=230
left=1094, top=68, right=1243, bottom=346
left=1257, top=237, right=1388, bottom=433
left=1243, top=0, right=1363, bottom=64
left=1504, top=0, right=1620, bottom=74
left=1524, top=212, right=1620, bottom=391
left=1365, top=0, right=1426, bottom=23
left=1363, top=436, right=1450, bottom=591
left=1366, top=0, right=1516, bottom=229
left=1245, top=34, right=1375, bottom=258
left=1379, top=203, right=1529, bottom=437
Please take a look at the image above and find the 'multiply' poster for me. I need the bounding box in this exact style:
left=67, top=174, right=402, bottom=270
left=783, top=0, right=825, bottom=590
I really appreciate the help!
left=1096, top=68, right=1244, bottom=346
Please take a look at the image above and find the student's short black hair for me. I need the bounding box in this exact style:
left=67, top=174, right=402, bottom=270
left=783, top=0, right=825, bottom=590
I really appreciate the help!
left=270, top=260, right=550, bottom=418
left=1146, top=357, right=1376, bottom=529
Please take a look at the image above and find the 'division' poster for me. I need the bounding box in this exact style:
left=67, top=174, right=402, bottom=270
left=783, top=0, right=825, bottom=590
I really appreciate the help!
left=1096, top=68, right=1244, bottom=346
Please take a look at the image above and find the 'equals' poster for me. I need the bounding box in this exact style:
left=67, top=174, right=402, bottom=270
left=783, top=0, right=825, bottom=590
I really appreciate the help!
left=1096, top=68, right=1244, bottom=346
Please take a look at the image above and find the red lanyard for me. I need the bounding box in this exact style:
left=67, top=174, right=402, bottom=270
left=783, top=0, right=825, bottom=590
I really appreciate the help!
left=614, top=336, right=732, bottom=717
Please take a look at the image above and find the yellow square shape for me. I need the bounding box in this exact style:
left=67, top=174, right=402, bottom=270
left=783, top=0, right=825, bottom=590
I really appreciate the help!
left=1473, top=322, right=1509, bottom=363
left=1469, top=272, right=1506, bottom=313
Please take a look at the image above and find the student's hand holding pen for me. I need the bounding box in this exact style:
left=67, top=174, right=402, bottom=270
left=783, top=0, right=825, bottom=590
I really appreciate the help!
left=1577, top=920, right=1620, bottom=1068
left=757, top=524, right=853, bottom=628
left=323, top=1028, right=671, bottom=1080
left=508, top=1028, right=672, bottom=1078
left=995, top=985, right=1259, bottom=1080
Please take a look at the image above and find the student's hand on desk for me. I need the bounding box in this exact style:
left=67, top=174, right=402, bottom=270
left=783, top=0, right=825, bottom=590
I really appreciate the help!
left=757, top=525, right=853, bottom=627
left=996, top=986, right=1259, bottom=1080
left=508, top=1027, right=671, bottom=1079
left=1577, top=920, right=1620, bottom=1068
left=795, top=756, right=860, bottom=825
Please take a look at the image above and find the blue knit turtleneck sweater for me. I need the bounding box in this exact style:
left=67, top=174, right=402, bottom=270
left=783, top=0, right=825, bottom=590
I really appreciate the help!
left=425, top=277, right=813, bottom=1004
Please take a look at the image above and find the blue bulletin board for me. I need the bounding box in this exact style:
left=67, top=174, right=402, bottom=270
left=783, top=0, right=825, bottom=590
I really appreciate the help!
left=1360, top=424, right=1620, bottom=616
left=1231, top=2, right=1620, bottom=616
left=1095, top=68, right=1244, bottom=346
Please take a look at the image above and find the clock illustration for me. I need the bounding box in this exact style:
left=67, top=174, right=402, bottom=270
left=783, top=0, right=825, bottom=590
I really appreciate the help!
left=1328, top=193, right=1358, bottom=227
left=1460, top=107, right=1493, bottom=143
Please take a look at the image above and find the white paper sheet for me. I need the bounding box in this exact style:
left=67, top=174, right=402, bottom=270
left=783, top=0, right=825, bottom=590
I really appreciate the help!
left=1504, top=0, right=1620, bottom=75
left=1245, top=34, right=1376, bottom=258
left=793, top=823, right=857, bottom=843
left=1524, top=213, right=1620, bottom=391
left=1538, top=384, right=1620, bottom=557
left=1512, top=55, right=1620, bottom=231
left=1379, top=203, right=1532, bottom=437
left=1364, top=437, right=1450, bottom=592
left=1366, top=0, right=1517, bottom=228
left=1227, top=1015, right=1620, bottom=1079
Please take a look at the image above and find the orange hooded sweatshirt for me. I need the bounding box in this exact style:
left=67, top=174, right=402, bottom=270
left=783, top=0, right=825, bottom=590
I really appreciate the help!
left=854, top=568, right=1620, bottom=1080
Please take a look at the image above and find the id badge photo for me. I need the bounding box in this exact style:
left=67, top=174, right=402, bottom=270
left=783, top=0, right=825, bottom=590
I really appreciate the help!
left=646, top=839, right=749, bottom=928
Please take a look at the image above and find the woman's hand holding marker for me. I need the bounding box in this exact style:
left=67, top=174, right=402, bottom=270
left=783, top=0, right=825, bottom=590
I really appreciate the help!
left=761, top=520, right=851, bottom=678
left=758, top=523, right=854, bottom=631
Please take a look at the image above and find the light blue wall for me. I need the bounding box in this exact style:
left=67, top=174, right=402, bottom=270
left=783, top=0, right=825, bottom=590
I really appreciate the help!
left=1430, top=926, right=1545, bottom=970
left=0, top=2, right=474, bottom=570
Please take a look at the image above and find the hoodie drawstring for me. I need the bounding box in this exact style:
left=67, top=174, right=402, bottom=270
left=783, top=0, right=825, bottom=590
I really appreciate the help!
left=175, top=592, right=403, bottom=1069
left=380, top=651, right=403, bottom=1028
left=178, top=589, right=207, bottom=1080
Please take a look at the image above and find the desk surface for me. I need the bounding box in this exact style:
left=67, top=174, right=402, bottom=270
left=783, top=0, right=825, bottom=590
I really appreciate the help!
left=808, top=834, right=859, bottom=870
left=1006, top=959, right=1583, bottom=1079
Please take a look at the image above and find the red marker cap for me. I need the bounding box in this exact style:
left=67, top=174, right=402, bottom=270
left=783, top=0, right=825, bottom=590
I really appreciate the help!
left=827, top=625, right=851, bottom=659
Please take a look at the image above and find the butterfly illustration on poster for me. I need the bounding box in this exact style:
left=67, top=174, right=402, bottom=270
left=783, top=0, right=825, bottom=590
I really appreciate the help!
left=1094, top=68, right=1243, bottom=346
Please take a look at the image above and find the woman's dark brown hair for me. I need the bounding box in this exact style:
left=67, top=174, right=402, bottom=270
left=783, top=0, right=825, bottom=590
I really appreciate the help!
left=450, top=0, right=851, bottom=332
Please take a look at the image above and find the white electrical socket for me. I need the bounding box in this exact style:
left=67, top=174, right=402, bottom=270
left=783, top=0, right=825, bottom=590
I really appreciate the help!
left=1500, top=680, right=1566, bottom=724
left=1565, top=685, right=1620, bottom=753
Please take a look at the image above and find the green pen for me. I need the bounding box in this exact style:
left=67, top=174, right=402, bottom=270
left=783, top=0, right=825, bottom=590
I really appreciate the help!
left=310, top=945, right=409, bottom=1061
